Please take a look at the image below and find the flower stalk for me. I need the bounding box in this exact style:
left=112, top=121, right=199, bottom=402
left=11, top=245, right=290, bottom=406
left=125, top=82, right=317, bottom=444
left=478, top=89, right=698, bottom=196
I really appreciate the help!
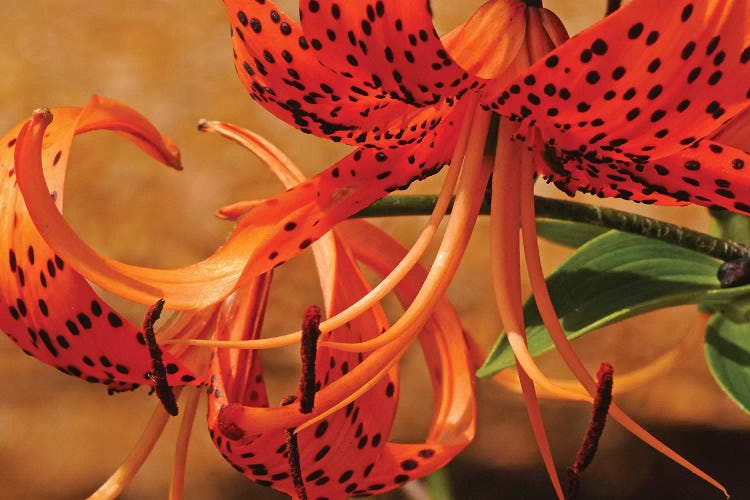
left=355, top=195, right=750, bottom=262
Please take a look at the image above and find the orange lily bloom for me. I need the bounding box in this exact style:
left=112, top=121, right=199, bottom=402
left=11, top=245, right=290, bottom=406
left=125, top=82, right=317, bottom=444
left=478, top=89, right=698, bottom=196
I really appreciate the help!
left=1, top=95, right=475, bottom=497
left=209, top=0, right=747, bottom=497
left=4, top=0, right=749, bottom=498
left=203, top=121, right=475, bottom=498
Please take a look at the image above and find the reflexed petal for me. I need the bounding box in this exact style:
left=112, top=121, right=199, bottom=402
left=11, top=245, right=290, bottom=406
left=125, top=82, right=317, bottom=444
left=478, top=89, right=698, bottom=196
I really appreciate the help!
left=16, top=97, right=465, bottom=309
left=341, top=219, right=475, bottom=487
left=0, top=98, right=198, bottom=390
left=207, top=231, right=399, bottom=497
left=210, top=218, right=474, bottom=497
left=631, top=140, right=750, bottom=210
left=225, top=0, right=459, bottom=148
left=227, top=97, right=467, bottom=284
left=711, top=106, right=750, bottom=150
left=496, top=0, right=750, bottom=209
left=299, top=0, right=480, bottom=106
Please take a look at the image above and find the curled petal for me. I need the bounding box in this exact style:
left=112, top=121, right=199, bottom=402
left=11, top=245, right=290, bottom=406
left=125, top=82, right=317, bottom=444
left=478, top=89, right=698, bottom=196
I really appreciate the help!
left=225, top=0, right=456, bottom=148
left=212, top=218, right=474, bottom=496
left=298, top=0, right=481, bottom=106
left=1, top=99, right=198, bottom=389
left=497, top=0, right=750, bottom=210
left=16, top=95, right=466, bottom=310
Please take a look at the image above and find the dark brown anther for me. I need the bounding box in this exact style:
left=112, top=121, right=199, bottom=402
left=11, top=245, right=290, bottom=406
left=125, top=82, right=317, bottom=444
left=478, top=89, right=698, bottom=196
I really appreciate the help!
left=606, top=0, right=622, bottom=15
left=523, top=0, right=543, bottom=7
left=283, top=394, right=308, bottom=500
left=566, top=362, right=614, bottom=500
left=298, top=305, right=322, bottom=414
left=143, top=299, right=179, bottom=416
left=718, top=257, right=750, bottom=288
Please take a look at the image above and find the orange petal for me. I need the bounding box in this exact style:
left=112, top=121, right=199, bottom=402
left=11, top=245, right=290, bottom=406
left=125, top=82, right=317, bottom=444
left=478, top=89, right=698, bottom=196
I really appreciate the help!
left=1, top=101, right=198, bottom=390
left=497, top=0, right=750, bottom=211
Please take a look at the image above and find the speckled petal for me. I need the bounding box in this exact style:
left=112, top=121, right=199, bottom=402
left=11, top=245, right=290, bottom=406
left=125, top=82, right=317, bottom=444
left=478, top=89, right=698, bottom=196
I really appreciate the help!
left=0, top=97, right=199, bottom=391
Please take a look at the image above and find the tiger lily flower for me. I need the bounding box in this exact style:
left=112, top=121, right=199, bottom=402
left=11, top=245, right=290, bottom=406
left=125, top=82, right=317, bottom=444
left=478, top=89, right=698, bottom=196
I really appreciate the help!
left=5, top=0, right=749, bottom=497
left=209, top=0, right=746, bottom=497
left=202, top=121, right=475, bottom=498
left=1, top=93, right=475, bottom=498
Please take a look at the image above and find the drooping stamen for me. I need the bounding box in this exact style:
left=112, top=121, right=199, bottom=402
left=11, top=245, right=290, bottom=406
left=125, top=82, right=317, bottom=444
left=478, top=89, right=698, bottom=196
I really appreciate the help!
left=250, top=146, right=491, bottom=436
left=299, top=305, right=321, bottom=414
left=490, top=117, right=564, bottom=500
left=487, top=323, right=699, bottom=397
left=88, top=390, right=181, bottom=500
left=566, top=363, right=614, bottom=500
left=180, top=100, right=478, bottom=352
left=518, top=135, right=729, bottom=496
left=168, top=386, right=201, bottom=500
left=320, top=107, right=492, bottom=354
left=281, top=395, right=308, bottom=500
left=143, top=299, right=179, bottom=416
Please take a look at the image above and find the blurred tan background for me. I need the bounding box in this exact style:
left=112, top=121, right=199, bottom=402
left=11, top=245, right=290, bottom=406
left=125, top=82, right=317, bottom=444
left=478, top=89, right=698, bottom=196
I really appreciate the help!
left=1, top=1, right=748, bottom=498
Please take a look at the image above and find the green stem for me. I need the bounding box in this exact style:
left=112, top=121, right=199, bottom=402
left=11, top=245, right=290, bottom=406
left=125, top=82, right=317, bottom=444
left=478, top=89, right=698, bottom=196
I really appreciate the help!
left=353, top=195, right=750, bottom=262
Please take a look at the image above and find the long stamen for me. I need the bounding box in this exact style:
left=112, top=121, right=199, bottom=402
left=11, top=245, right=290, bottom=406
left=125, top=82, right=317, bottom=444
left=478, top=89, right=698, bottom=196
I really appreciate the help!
left=144, top=299, right=179, bottom=416
left=518, top=137, right=729, bottom=496
left=168, top=386, right=201, bottom=500
left=294, top=141, right=492, bottom=433
left=166, top=99, right=478, bottom=352
left=299, top=305, right=322, bottom=414
left=566, top=363, right=614, bottom=500
left=88, top=391, right=181, bottom=500
left=320, top=109, right=492, bottom=353
left=490, top=118, right=564, bottom=500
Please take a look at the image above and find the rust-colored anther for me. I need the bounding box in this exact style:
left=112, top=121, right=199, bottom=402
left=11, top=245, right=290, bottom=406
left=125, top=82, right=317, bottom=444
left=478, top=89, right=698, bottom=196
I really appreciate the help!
left=567, top=362, right=614, bottom=500
left=283, top=394, right=308, bottom=500
left=606, top=0, right=622, bottom=15
left=298, top=305, right=322, bottom=414
left=143, top=299, right=179, bottom=416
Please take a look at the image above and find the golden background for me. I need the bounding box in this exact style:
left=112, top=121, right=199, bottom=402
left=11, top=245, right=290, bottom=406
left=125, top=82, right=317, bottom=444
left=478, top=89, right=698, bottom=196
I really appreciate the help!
left=1, top=1, right=748, bottom=498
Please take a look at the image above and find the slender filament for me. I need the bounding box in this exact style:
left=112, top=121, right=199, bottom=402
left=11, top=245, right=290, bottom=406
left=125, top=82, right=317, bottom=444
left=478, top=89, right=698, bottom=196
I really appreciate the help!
left=168, top=386, right=201, bottom=500
left=88, top=389, right=181, bottom=499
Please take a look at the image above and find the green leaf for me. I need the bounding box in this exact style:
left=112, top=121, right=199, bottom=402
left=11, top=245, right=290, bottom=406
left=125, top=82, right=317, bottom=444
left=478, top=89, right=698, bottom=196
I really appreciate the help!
left=705, top=314, right=750, bottom=415
left=423, top=468, right=453, bottom=500
left=535, top=219, right=608, bottom=248
left=478, top=230, right=750, bottom=377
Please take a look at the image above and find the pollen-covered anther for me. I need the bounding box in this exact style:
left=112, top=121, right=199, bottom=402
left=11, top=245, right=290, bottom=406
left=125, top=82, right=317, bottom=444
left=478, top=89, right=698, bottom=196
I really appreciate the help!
left=567, top=362, right=614, bottom=500
left=298, top=305, right=322, bottom=414
left=143, top=298, right=179, bottom=417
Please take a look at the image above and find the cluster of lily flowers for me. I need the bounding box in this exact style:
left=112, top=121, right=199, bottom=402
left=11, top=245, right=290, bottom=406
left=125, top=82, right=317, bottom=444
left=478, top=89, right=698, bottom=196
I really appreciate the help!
left=2, top=0, right=749, bottom=498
